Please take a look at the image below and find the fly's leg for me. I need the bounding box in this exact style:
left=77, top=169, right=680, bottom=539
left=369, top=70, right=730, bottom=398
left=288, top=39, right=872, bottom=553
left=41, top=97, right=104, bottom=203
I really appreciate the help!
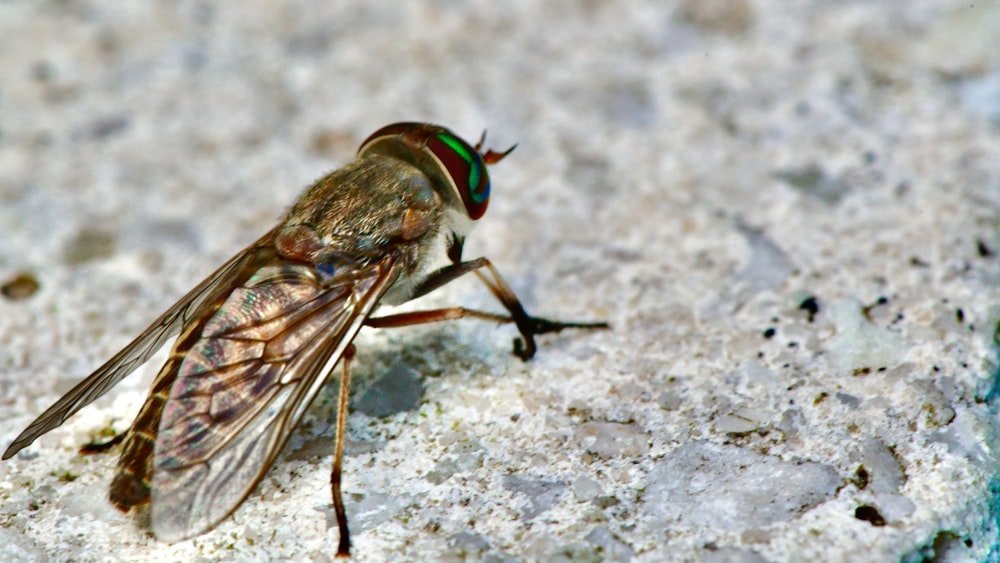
left=471, top=259, right=608, bottom=360
left=332, top=344, right=355, bottom=558
left=79, top=432, right=126, bottom=455
left=364, top=307, right=513, bottom=328
left=380, top=257, right=608, bottom=361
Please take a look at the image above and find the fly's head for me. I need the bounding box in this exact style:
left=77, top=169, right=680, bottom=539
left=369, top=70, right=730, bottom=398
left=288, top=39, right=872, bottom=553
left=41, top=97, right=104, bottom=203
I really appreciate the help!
left=357, top=122, right=515, bottom=260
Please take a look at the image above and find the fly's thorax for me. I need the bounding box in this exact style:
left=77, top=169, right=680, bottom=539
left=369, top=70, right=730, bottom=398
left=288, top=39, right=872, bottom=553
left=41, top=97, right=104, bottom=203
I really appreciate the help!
left=357, top=150, right=476, bottom=242
left=283, top=156, right=450, bottom=266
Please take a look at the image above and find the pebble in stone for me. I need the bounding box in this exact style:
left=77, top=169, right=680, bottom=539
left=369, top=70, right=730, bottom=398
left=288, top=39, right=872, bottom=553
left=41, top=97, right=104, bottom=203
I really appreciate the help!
left=713, top=414, right=758, bottom=434
left=0, top=273, right=40, bottom=300
left=735, top=222, right=792, bottom=290
left=584, top=526, right=634, bottom=563
left=699, top=546, right=768, bottom=563
left=344, top=491, right=410, bottom=534
left=502, top=476, right=567, bottom=520
left=860, top=438, right=905, bottom=495
left=827, top=298, right=907, bottom=376
left=575, top=421, right=649, bottom=459
left=835, top=392, right=862, bottom=409
left=874, top=492, right=916, bottom=523
left=642, top=441, right=842, bottom=532
left=960, top=72, right=1000, bottom=125
left=657, top=391, right=682, bottom=411
left=572, top=476, right=604, bottom=502
left=774, top=163, right=850, bottom=204
left=446, top=531, right=491, bottom=557
left=62, top=227, right=116, bottom=265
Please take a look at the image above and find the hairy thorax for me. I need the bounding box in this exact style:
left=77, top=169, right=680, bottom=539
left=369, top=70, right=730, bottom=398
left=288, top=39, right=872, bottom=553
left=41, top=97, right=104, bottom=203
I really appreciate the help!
left=277, top=156, right=449, bottom=302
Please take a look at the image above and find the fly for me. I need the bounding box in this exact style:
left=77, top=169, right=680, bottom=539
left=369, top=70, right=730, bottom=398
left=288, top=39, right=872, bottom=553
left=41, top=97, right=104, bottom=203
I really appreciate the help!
left=2, top=122, right=607, bottom=557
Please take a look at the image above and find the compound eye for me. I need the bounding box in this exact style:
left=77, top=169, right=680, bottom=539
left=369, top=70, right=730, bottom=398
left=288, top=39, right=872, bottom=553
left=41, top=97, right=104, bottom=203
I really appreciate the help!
left=425, top=132, right=490, bottom=220
left=357, top=123, right=507, bottom=221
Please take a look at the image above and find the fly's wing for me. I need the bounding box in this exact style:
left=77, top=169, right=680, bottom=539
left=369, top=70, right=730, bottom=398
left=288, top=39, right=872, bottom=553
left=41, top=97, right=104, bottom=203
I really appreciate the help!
left=145, top=253, right=399, bottom=542
left=2, top=230, right=282, bottom=460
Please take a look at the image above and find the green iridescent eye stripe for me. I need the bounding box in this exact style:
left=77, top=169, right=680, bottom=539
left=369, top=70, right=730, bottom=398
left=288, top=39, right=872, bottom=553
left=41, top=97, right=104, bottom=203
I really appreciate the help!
left=468, top=163, right=483, bottom=201
left=436, top=133, right=483, bottom=198
left=436, top=133, right=473, bottom=162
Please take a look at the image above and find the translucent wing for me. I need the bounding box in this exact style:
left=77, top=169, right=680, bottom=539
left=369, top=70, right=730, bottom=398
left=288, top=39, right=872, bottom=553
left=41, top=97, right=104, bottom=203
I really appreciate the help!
left=1, top=230, right=282, bottom=460
left=135, top=253, right=398, bottom=541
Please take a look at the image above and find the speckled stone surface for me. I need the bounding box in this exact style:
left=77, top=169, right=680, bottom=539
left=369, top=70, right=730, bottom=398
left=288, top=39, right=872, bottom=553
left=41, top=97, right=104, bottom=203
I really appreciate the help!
left=1, top=1, right=999, bottom=561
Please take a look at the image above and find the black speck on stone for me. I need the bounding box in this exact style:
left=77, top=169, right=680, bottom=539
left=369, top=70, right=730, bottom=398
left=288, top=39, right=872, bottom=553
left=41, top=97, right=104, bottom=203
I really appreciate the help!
left=855, top=505, right=886, bottom=526
left=853, top=465, right=870, bottom=490
left=977, top=239, right=993, bottom=258
left=355, top=361, right=424, bottom=417
left=763, top=327, right=776, bottom=339
left=955, top=308, right=965, bottom=323
left=798, top=296, right=820, bottom=322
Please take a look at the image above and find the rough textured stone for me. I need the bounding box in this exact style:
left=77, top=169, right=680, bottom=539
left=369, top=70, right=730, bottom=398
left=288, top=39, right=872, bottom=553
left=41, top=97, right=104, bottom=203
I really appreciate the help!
left=0, top=1, right=997, bottom=561
left=643, top=441, right=842, bottom=531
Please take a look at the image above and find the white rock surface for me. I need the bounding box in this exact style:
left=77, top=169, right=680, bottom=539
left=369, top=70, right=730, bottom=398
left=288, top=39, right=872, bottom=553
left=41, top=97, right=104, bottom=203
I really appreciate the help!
left=1, top=1, right=998, bottom=561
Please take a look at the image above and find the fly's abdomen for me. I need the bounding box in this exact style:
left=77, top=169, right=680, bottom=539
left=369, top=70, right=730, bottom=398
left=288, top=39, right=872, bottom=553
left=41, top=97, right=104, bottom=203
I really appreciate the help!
left=109, top=359, right=180, bottom=510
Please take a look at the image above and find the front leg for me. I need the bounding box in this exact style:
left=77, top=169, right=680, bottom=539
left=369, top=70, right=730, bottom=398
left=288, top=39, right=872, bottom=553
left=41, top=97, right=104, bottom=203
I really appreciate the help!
left=401, top=257, right=608, bottom=360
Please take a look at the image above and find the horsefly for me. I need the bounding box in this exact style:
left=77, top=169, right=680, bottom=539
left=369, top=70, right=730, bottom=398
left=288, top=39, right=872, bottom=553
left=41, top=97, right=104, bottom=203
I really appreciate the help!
left=3, top=122, right=607, bottom=557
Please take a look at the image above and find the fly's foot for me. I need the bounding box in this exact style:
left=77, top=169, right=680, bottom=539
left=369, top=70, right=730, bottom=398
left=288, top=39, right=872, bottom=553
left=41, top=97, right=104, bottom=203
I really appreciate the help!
left=512, top=316, right=610, bottom=361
